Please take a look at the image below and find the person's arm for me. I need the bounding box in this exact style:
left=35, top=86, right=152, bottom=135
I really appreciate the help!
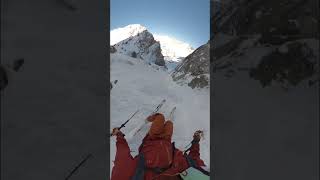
left=112, top=129, right=134, bottom=163
left=111, top=129, right=136, bottom=180
left=187, top=131, right=205, bottom=167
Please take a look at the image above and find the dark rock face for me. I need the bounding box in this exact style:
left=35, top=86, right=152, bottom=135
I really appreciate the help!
left=56, top=0, right=78, bottom=11
left=114, top=30, right=165, bottom=66
left=152, top=43, right=166, bottom=66
left=249, top=41, right=316, bottom=87
left=212, top=0, right=319, bottom=40
left=0, top=59, right=24, bottom=91
left=12, top=58, right=24, bottom=72
left=0, top=65, right=9, bottom=91
left=188, top=75, right=209, bottom=89
left=172, top=42, right=210, bottom=88
left=110, top=45, right=117, bottom=53
left=131, top=51, right=137, bottom=58
left=110, top=82, right=113, bottom=90
left=211, top=0, right=319, bottom=88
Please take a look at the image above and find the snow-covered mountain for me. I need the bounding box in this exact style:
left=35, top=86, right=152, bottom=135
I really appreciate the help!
left=110, top=24, right=195, bottom=69
left=154, top=34, right=195, bottom=62
left=172, top=41, right=210, bottom=89
left=112, top=30, right=165, bottom=66
left=110, top=24, right=210, bottom=88
left=110, top=24, right=147, bottom=45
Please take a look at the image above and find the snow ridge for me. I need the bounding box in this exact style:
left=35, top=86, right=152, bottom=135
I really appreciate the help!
left=110, top=24, right=147, bottom=45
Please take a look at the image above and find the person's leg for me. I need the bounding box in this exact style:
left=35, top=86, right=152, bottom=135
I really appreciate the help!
left=149, top=114, right=165, bottom=137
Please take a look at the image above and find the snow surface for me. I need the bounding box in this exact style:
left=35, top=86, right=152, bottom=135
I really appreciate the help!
left=110, top=53, right=210, bottom=173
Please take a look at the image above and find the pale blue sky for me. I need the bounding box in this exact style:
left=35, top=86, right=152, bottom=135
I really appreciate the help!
left=110, top=0, right=210, bottom=48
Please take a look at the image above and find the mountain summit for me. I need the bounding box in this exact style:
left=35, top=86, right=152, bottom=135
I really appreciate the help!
left=112, top=28, right=165, bottom=66
left=110, top=24, right=195, bottom=64
left=110, top=24, right=147, bottom=45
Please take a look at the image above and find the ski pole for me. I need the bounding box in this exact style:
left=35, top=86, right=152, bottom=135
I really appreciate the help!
left=65, top=110, right=140, bottom=180
left=64, top=154, right=93, bottom=180
left=109, top=109, right=139, bottom=137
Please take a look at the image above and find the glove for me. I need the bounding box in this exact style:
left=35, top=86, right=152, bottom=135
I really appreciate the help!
left=146, top=113, right=162, bottom=122
left=111, top=128, right=124, bottom=137
left=192, top=130, right=203, bottom=143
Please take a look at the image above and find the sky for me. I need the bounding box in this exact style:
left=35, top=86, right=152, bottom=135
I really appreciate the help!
left=110, top=0, right=210, bottom=48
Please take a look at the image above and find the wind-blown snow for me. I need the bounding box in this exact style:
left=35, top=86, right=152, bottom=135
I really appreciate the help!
left=154, top=34, right=195, bottom=61
left=110, top=53, right=210, bottom=173
left=110, top=24, right=147, bottom=45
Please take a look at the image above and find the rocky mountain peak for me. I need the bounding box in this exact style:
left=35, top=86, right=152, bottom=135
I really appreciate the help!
left=113, top=29, right=165, bottom=66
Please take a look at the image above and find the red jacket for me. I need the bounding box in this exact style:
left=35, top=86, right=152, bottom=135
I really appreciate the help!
left=111, top=134, right=206, bottom=180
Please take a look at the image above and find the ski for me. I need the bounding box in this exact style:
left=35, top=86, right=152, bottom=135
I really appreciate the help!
left=151, top=99, right=166, bottom=114
left=169, top=106, right=176, bottom=121
left=132, top=99, right=166, bottom=137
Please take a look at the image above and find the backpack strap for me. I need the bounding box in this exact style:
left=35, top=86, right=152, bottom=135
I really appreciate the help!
left=183, top=154, right=210, bottom=176
left=171, top=142, right=176, bottom=165
left=183, top=144, right=210, bottom=177
left=183, top=153, right=197, bottom=168
left=131, top=154, right=145, bottom=180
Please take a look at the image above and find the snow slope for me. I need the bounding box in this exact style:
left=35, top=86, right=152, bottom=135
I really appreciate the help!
left=110, top=53, right=210, bottom=173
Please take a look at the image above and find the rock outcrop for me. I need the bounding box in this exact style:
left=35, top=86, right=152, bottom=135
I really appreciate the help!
left=172, top=41, right=210, bottom=89
left=114, top=30, right=165, bottom=66
left=211, top=0, right=319, bottom=88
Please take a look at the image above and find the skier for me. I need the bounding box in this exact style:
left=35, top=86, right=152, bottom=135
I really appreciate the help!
left=110, top=113, right=209, bottom=180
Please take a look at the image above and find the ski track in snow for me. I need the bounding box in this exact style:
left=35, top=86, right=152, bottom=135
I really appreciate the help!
left=110, top=53, right=210, bottom=172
